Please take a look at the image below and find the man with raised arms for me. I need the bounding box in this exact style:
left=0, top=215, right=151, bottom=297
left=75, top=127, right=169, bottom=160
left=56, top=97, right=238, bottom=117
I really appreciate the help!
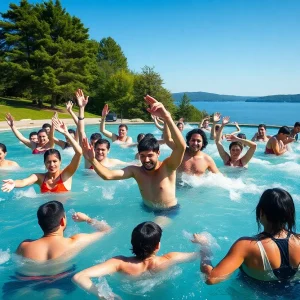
left=100, top=104, right=133, bottom=143
left=164, top=127, right=220, bottom=176
left=82, top=95, right=186, bottom=210
left=75, top=89, right=126, bottom=169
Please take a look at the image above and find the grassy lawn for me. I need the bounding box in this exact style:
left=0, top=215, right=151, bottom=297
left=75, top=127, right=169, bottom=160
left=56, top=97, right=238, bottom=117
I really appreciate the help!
left=0, top=97, right=100, bottom=121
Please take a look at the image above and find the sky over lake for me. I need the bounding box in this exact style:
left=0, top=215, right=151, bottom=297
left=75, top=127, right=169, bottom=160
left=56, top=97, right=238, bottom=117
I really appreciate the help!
left=1, top=0, right=299, bottom=96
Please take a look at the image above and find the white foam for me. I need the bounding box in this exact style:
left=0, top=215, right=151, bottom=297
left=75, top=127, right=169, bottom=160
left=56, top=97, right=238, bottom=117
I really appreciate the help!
left=99, top=186, right=116, bottom=200
left=0, top=249, right=10, bottom=264
left=96, top=277, right=119, bottom=299
left=14, top=187, right=38, bottom=199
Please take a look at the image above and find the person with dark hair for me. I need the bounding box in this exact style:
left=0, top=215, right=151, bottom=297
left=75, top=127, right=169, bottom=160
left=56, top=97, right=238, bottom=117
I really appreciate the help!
left=89, top=133, right=102, bottom=146
left=196, top=188, right=300, bottom=284
left=29, top=131, right=38, bottom=143
left=82, top=95, right=186, bottom=211
left=42, top=123, right=51, bottom=135
left=87, top=139, right=127, bottom=170
left=290, top=122, right=300, bottom=141
left=100, top=104, right=133, bottom=143
left=6, top=113, right=55, bottom=154
left=199, top=116, right=211, bottom=132
left=0, top=143, right=19, bottom=168
left=177, top=122, right=184, bottom=132
left=2, top=116, right=82, bottom=193
left=54, top=126, right=78, bottom=150
left=265, top=126, right=293, bottom=155
left=216, top=116, right=257, bottom=167
left=14, top=200, right=111, bottom=276
left=73, top=221, right=201, bottom=298
left=165, top=128, right=219, bottom=175
left=251, top=124, right=271, bottom=142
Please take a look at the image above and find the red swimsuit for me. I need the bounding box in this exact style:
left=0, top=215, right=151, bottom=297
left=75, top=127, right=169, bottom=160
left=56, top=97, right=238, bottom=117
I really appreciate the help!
left=40, top=175, right=68, bottom=193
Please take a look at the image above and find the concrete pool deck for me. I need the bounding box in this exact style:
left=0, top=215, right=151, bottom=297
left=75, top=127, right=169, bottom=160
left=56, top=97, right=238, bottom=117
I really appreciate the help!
left=0, top=118, right=285, bottom=132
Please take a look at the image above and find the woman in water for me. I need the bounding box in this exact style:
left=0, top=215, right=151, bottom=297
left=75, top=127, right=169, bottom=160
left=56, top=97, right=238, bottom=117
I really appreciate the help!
left=1, top=117, right=82, bottom=193
left=196, top=188, right=300, bottom=284
left=5, top=113, right=54, bottom=154
left=215, top=116, right=256, bottom=167
left=0, top=143, right=19, bottom=168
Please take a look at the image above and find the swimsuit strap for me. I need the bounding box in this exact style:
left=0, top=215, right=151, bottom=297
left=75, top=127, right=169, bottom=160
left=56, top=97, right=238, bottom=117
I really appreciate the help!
left=257, top=241, right=273, bottom=271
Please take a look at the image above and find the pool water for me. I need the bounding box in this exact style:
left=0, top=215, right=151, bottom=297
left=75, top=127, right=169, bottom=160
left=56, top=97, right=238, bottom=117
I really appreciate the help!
left=1, top=123, right=300, bottom=299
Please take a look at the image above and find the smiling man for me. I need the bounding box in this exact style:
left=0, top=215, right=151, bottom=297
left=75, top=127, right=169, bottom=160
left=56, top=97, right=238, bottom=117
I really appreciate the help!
left=82, top=95, right=186, bottom=211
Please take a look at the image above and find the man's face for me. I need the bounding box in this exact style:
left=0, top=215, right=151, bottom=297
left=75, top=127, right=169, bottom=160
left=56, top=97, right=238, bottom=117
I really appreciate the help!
left=188, top=134, right=203, bottom=152
left=95, top=143, right=109, bottom=161
left=294, top=126, right=300, bottom=134
left=139, top=150, right=159, bottom=171
left=30, top=134, right=38, bottom=143
left=203, top=120, right=209, bottom=128
left=258, top=127, right=266, bottom=136
left=119, top=126, right=127, bottom=137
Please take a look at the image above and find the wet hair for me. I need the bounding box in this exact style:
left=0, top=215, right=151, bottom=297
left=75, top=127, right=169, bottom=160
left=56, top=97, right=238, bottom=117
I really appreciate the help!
left=29, top=131, right=38, bottom=139
left=90, top=133, right=102, bottom=141
left=131, top=222, right=162, bottom=259
left=215, top=125, right=220, bottom=131
left=0, top=143, right=7, bottom=153
left=186, top=129, right=208, bottom=150
left=237, top=133, right=247, bottom=140
left=137, top=133, right=145, bottom=143
left=278, top=126, right=291, bottom=135
left=229, top=141, right=243, bottom=151
left=37, top=201, right=65, bottom=234
left=42, top=123, right=51, bottom=130
left=177, top=122, right=184, bottom=128
left=294, top=122, right=300, bottom=128
left=258, top=124, right=266, bottom=129
left=94, top=138, right=111, bottom=150
left=138, top=137, right=159, bottom=153
left=44, top=149, right=61, bottom=163
left=68, top=129, right=75, bottom=136
left=144, top=133, right=155, bottom=139
left=256, top=188, right=296, bottom=235
left=119, top=124, right=128, bottom=130
left=37, top=129, right=48, bottom=135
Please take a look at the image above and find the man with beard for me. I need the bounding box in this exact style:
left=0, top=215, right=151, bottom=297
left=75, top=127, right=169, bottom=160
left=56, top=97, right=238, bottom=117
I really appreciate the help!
left=165, top=128, right=220, bottom=175
left=81, top=95, right=186, bottom=212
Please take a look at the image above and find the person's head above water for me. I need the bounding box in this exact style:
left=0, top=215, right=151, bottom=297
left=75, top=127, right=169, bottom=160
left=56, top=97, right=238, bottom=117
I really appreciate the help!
left=118, top=124, right=128, bottom=138
left=257, top=124, right=267, bottom=136
left=37, top=201, right=66, bottom=234
left=186, top=129, right=208, bottom=151
left=37, top=129, right=49, bottom=145
left=229, top=141, right=243, bottom=159
left=94, top=139, right=111, bottom=161
left=29, top=131, right=38, bottom=143
left=131, top=221, right=162, bottom=259
left=237, top=133, right=247, bottom=140
left=42, top=123, right=51, bottom=134
left=90, top=133, right=102, bottom=147
left=138, top=137, right=160, bottom=170
left=277, top=126, right=291, bottom=141
left=0, top=143, right=7, bottom=161
left=177, top=122, right=184, bottom=132
left=293, top=122, right=300, bottom=133
left=43, top=149, right=62, bottom=173
left=256, top=188, right=295, bottom=235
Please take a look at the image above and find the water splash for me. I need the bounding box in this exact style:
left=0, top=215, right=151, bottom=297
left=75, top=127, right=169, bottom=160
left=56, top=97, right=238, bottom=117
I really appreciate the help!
left=0, top=249, right=10, bottom=264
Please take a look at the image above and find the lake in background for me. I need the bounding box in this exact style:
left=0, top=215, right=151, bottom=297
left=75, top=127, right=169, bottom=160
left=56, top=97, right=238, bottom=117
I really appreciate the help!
left=191, top=101, right=300, bottom=125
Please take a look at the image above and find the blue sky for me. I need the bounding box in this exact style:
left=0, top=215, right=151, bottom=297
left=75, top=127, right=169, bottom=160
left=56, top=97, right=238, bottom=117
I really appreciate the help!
left=1, top=0, right=300, bottom=96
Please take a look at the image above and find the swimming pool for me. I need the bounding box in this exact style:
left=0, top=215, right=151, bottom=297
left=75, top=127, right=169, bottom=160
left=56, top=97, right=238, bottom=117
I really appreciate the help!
left=1, top=123, right=300, bottom=299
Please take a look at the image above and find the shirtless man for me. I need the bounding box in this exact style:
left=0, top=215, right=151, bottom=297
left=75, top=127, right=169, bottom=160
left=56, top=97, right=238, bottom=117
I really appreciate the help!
left=73, top=221, right=201, bottom=299
left=101, top=104, right=133, bottom=143
left=81, top=95, right=186, bottom=210
left=165, top=128, right=220, bottom=176
left=251, top=124, right=271, bottom=142
left=199, top=117, right=211, bottom=132
left=0, top=143, right=19, bottom=168
left=74, top=89, right=126, bottom=169
left=290, top=122, right=300, bottom=141
left=265, top=126, right=293, bottom=156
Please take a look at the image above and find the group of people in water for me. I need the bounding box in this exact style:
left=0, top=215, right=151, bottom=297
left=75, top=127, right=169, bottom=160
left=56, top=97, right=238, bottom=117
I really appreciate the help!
left=1, top=89, right=300, bottom=298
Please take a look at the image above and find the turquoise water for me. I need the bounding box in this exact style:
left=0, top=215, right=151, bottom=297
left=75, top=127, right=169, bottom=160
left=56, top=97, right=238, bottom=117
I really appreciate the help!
left=1, top=123, right=300, bottom=299
left=192, top=101, right=300, bottom=125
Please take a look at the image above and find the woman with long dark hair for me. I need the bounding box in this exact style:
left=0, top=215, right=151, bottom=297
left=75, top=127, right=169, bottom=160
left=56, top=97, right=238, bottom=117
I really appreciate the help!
left=196, top=188, right=300, bottom=284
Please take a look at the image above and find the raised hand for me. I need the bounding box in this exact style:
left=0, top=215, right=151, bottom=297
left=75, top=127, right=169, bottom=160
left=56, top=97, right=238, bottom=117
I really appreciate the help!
left=82, top=137, right=95, bottom=161
left=213, top=112, right=221, bottom=123
left=75, top=89, right=89, bottom=108
left=1, top=179, right=15, bottom=193
left=144, top=95, right=169, bottom=119
left=66, top=100, right=73, bottom=112
left=102, top=104, right=110, bottom=118
left=52, top=116, right=68, bottom=134
left=72, top=212, right=90, bottom=222
left=5, top=113, right=14, bottom=127
left=225, top=134, right=238, bottom=142
left=222, top=116, right=230, bottom=125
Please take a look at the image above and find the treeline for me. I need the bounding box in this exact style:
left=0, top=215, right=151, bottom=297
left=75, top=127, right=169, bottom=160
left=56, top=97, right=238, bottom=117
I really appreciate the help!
left=0, top=0, right=205, bottom=121
left=245, top=94, right=300, bottom=103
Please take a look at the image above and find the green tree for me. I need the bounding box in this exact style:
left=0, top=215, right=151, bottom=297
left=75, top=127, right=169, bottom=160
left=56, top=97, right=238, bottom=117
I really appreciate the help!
left=176, top=93, right=205, bottom=121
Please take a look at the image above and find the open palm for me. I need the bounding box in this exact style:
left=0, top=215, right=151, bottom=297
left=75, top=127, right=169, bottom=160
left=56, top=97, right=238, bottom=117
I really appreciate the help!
left=75, top=89, right=89, bottom=107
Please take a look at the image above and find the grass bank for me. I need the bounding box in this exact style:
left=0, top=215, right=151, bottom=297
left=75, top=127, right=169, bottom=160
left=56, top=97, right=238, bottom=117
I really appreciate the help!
left=0, top=97, right=100, bottom=121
